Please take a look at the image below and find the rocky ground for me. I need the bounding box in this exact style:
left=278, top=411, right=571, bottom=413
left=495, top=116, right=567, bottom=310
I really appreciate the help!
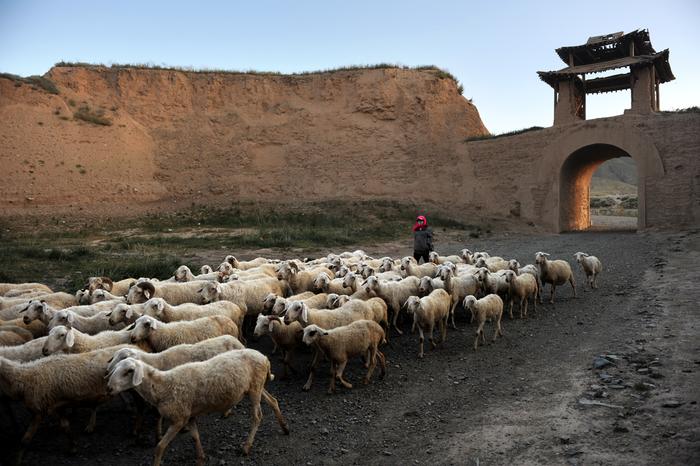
left=2, top=230, right=698, bottom=466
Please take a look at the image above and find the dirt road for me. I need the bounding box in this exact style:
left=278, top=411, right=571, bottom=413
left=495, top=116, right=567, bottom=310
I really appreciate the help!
left=4, top=230, right=698, bottom=466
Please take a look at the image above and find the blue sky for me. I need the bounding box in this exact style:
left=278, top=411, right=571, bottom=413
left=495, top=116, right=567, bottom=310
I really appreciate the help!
left=1, top=0, right=698, bottom=133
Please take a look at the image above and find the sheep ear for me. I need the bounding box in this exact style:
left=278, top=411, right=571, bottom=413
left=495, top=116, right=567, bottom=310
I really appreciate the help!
left=65, top=329, right=75, bottom=348
left=132, top=363, right=144, bottom=386
left=125, top=307, right=134, bottom=319
left=301, top=304, right=309, bottom=323
left=583, top=253, right=589, bottom=257
left=157, top=300, right=165, bottom=312
left=215, top=284, right=223, bottom=295
left=126, top=323, right=136, bottom=331
left=150, top=319, right=161, bottom=330
left=143, top=289, right=152, bottom=299
left=268, top=320, right=275, bottom=332
left=66, top=313, right=75, bottom=327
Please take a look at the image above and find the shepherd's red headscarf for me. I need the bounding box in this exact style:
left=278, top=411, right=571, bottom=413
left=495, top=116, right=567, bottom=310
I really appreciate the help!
left=412, top=215, right=428, bottom=232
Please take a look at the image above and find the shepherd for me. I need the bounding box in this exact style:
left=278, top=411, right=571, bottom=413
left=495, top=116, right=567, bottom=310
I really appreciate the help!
left=412, top=215, right=433, bottom=264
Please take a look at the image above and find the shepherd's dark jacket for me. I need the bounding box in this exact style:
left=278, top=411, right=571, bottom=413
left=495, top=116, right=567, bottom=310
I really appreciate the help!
left=413, top=227, right=433, bottom=253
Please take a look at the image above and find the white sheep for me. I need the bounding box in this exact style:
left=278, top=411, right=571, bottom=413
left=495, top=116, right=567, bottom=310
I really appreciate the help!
left=48, top=309, right=121, bottom=334
left=437, top=266, right=479, bottom=328
left=88, top=289, right=126, bottom=304
left=362, top=275, right=420, bottom=335
left=199, top=277, right=288, bottom=316
left=0, top=326, right=33, bottom=346
left=220, top=255, right=269, bottom=271
left=0, top=336, right=52, bottom=361
left=404, top=289, right=451, bottom=358
left=313, top=273, right=351, bottom=295
left=463, top=294, right=504, bottom=350
left=126, top=280, right=209, bottom=305
left=142, top=298, right=245, bottom=331
left=253, top=314, right=304, bottom=377
left=106, top=349, right=289, bottom=461
left=573, top=252, right=603, bottom=290
left=428, top=251, right=463, bottom=265
left=200, top=265, right=214, bottom=275
left=502, top=270, right=538, bottom=319
left=302, top=320, right=386, bottom=393
left=42, top=326, right=140, bottom=355
left=128, top=315, right=239, bottom=352
left=535, top=252, right=576, bottom=303
left=0, top=282, right=52, bottom=296
left=276, top=261, right=333, bottom=294
left=507, top=260, right=542, bottom=303
left=399, top=256, right=438, bottom=279
left=0, top=292, right=77, bottom=319
left=170, top=265, right=221, bottom=283
left=107, top=303, right=144, bottom=326
left=0, top=344, right=139, bottom=458
left=473, top=268, right=510, bottom=302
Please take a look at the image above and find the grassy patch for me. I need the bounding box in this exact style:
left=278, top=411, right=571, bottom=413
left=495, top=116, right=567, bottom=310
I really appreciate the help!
left=465, top=126, right=545, bottom=142
left=661, top=106, right=699, bottom=114
left=0, top=201, right=475, bottom=291
left=0, top=72, right=59, bottom=94
left=53, top=61, right=462, bottom=84
left=73, top=105, right=112, bottom=126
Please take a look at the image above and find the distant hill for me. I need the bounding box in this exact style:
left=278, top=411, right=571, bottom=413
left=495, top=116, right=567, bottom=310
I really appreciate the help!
left=591, top=157, right=637, bottom=196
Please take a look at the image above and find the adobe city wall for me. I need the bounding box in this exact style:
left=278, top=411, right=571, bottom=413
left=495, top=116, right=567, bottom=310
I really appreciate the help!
left=456, top=111, right=700, bottom=232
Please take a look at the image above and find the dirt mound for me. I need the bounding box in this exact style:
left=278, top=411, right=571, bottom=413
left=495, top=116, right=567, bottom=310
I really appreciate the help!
left=0, top=65, right=488, bottom=219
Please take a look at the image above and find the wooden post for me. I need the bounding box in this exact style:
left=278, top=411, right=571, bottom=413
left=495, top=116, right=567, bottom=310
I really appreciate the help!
left=629, top=40, right=635, bottom=57
left=655, top=80, right=660, bottom=111
left=569, top=52, right=575, bottom=67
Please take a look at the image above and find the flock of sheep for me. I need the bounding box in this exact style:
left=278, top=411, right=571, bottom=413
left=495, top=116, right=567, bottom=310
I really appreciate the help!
left=0, top=248, right=603, bottom=465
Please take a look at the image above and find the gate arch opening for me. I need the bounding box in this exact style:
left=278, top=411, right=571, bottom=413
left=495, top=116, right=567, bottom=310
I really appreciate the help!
left=559, top=143, right=640, bottom=231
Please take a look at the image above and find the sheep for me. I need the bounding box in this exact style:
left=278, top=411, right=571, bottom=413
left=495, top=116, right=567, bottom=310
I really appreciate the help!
left=428, top=251, right=463, bottom=265
left=341, top=272, right=374, bottom=300
left=221, top=255, right=269, bottom=271
left=262, top=291, right=314, bottom=314
left=418, top=276, right=445, bottom=296
left=362, top=275, right=420, bottom=335
left=313, top=273, right=352, bottom=295
left=437, top=266, right=480, bottom=327
left=89, top=288, right=126, bottom=304
left=326, top=294, right=350, bottom=309
left=334, top=264, right=351, bottom=278
left=0, top=336, right=52, bottom=362
left=502, top=270, right=538, bottom=319
left=276, top=261, right=334, bottom=294
left=200, top=265, right=214, bottom=275
left=399, top=256, right=438, bottom=279
left=85, top=276, right=135, bottom=296
left=126, top=280, right=209, bottom=305
left=535, top=252, right=576, bottom=303
left=507, top=260, right=542, bottom=303
left=463, top=294, right=504, bottom=350
left=3, top=289, right=48, bottom=299
left=573, top=252, right=603, bottom=290
left=0, top=315, right=47, bottom=338
left=265, top=293, right=329, bottom=317
left=473, top=267, right=510, bottom=299
left=142, top=298, right=245, bottom=331
left=253, top=315, right=303, bottom=377
left=0, top=282, right=52, bottom=296
left=107, top=303, right=144, bottom=326
left=106, top=335, right=244, bottom=376
left=0, top=326, right=33, bottom=346
left=377, top=257, right=399, bottom=273
left=460, top=249, right=474, bottom=264
left=302, top=320, right=386, bottom=394
left=0, top=344, right=139, bottom=460
left=404, top=289, right=451, bottom=358
left=171, top=265, right=221, bottom=283
left=475, top=256, right=510, bottom=272
left=0, top=292, right=77, bottom=318
left=47, top=309, right=121, bottom=334
left=199, top=277, right=288, bottom=316
left=106, top=349, right=289, bottom=462
left=42, top=325, right=140, bottom=355
left=128, top=315, right=239, bottom=352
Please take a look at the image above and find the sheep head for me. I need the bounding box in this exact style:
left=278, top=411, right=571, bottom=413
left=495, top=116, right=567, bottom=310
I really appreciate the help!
left=107, top=358, right=144, bottom=395
left=130, top=315, right=161, bottom=343
left=143, top=298, right=166, bottom=318
left=199, top=282, right=221, bottom=304
left=108, top=304, right=134, bottom=325
left=43, top=326, right=75, bottom=355
left=283, top=301, right=308, bottom=325
left=106, top=347, right=139, bottom=376
left=573, top=252, right=588, bottom=263
left=462, top=295, right=477, bottom=309
left=428, top=251, right=440, bottom=264
left=302, top=324, right=329, bottom=345
left=404, top=296, right=421, bottom=314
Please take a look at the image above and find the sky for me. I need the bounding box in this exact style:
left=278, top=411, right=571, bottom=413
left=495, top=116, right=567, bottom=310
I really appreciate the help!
left=1, top=0, right=698, bottom=133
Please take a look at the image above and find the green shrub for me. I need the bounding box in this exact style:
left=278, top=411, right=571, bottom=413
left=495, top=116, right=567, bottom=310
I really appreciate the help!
left=74, top=105, right=112, bottom=126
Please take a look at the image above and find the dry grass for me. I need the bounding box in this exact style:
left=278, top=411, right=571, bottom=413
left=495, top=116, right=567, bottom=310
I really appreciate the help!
left=73, top=105, right=112, bottom=126
left=0, top=73, right=59, bottom=94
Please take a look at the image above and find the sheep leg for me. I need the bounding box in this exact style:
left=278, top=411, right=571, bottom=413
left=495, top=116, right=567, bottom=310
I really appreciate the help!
left=153, top=419, right=187, bottom=466
left=156, top=416, right=164, bottom=442
left=18, top=412, right=43, bottom=463
left=376, top=350, right=387, bottom=378
left=521, top=297, right=528, bottom=318
left=508, top=299, right=514, bottom=319
left=593, top=273, right=598, bottom=289
left=549, top=284, right=556, bottom=304
left=428, top=323, right=436, bottom=350
left=449, top=298, right=458, bottom=330
left=186, top=418, right=206, bottom=466
left=336, top=359, right=353, bottom=389
left=363, top=347, right=378, bottom=384
left=439, top=315, right=447, bottom=343
left=59, top=415, right=78, bottom=454
left=392, top=304, right=403, bottom=335
left=474, top=325, right=483, bottom=351
left=282, top=349, right=297, bottom=378
left=493, top=313, right=502, bottom=342
left=328, top=361, right=337, bottom=394
left=261, top=389, right=289, bottom=434
left=303, top=349, right=321, bottom=391
left=242, top=392, right=263, bottom=456
left=417, top=326, right=425, bottom=358
left=570, top=277, right=577, bottom=298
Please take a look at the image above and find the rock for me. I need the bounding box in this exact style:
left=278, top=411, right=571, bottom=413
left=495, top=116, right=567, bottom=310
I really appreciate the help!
left=320, top=427, right=329, bottom=435
left=613, top=423, right=630, bottom=433
left=382, top=451, right=393, bottom=456
left=593, top=357, right=613, bottom=369
left=661, top=400, right=684, bottom=408
left=559, top=436, right=571, bottom=444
